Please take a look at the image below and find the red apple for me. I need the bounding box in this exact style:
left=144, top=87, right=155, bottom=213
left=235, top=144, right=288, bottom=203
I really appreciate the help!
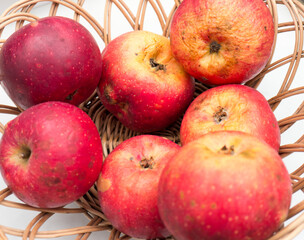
left=158, top=131, right=292, bottom=240
left=0, top=16, right=102, bottom=110
left=0, top=101, right=103, bottom=208
left=170, top=0, right=275, bottom=85
left=180, top=84, right=280, bottom=151
left=97, top=135, right=180, bottom=239
left=97, top=30, right=195, bottom=133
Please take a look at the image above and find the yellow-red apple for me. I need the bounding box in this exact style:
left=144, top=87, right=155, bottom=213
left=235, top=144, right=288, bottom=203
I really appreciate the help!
left=180, top=84, right=280, bottom=151
left=97, top=30, right=195, bottom=133
left=170, top=0, right=275, bottom=85
left=158, top=131, right=292, bottom=240
left=97, top=135, right=180, bottom=239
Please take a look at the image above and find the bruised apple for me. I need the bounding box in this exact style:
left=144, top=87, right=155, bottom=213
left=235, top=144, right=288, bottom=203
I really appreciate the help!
left=0, top=16, right=102, bottom=110
left=170, top=0, right=275, bottom=85
left=180, top=84, right=281, bottom=151
left=0, top=101, right=103, bottom=208
left=97, top=135, right=180, bottom=239
left=97, top=30, right=195, bottom=133
left=158, top=131, right=292, bottom=240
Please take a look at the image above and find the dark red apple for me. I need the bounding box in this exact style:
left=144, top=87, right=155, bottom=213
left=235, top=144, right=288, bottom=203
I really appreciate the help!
left=0, top=101, right=103, bottom=208
left=0, top=16, right=102, bottom=110
left=97, top=135, right=180, bottom=239
left=158, top=131, right=292, bottom=240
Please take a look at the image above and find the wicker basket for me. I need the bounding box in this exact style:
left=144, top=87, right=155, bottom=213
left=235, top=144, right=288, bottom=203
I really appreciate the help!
left=0, top=0, right=304, bottom=239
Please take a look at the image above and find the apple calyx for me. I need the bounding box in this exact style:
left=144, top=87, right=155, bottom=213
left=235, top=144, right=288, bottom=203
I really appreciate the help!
left=150, top=58, right=166, bottom=71
left=209, top=40, right=221, bottom=54
left=139, top=156, right=155, bottom=169
left=213, top=106, right=228, bottom=124
left=219, top=145, right=235, bottom=155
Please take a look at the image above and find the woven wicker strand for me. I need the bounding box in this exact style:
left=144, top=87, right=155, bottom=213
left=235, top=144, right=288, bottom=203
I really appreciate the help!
left=0, top=0, right=304, bottom=239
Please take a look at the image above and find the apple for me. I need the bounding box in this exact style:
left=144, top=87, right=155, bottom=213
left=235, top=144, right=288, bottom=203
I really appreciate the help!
left=0, top=16, right=102, bottom=110
left=180, top=84, right=281, bottom=151
left=0, top=101, right=103, bottom=208
left=158, top=131, right=292, bottom=240
left=97, top=134, right=180, bottom=239
left=97, top=30, right=195, bottom=133
left=170, top=0, right=275, bottom=86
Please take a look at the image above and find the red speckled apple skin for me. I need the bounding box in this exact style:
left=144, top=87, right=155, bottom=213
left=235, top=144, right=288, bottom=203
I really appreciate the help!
left=0, top=101, right=103, bottom=208
left=158, top=131, right=292, bottom=240
left=97, top=30, right=195, bottom=133
left=170, top=0, right=275, bottom=85
left=98, top=135, right=180, bottom=239
left=0, top=16, right=102, bottom=110
left=180, top=84, right=281, bottom=151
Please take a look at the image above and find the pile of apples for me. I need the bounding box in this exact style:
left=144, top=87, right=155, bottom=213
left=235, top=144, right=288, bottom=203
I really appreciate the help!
left=0, top=0, right=293, bottom=239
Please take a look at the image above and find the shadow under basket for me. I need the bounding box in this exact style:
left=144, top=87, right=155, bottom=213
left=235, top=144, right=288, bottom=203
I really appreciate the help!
left=1, top=0, right=304, bottom=239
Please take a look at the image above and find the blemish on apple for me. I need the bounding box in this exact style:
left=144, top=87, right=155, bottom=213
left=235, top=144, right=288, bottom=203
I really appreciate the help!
left=103, top=85, right=117, bottom=104
left=36, top=63, right=42, bottom=68
left=190, top=200, right=197, bottom=207
left=180, top=191, right=185, bottom=200
left=98, top=176, right=112, bottom=193
left=30, top=21, right=39, bottom=27
left=118, top=102, right=129, bottom=113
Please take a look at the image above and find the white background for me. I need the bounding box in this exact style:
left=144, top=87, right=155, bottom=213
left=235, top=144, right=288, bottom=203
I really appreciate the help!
left=0, top=0, right=304, bottom=239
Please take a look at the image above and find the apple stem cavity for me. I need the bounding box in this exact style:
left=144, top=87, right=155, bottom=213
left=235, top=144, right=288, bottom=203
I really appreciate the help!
left=209, top=41, right=221, bottom=54
left=149, top=58, right=166, bottom=71
left=213, top=106, right=228, bottom=124
left=139, top=156, right=155, bottom=169
left=17, top=145, right=32, bottom=165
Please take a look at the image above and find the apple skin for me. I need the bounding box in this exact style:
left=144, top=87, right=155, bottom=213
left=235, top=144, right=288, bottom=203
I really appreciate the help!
left=170, top=0, right=275, bottom=85
left=0, top=101, right=103, bottom=208
left=97, top=30, right=195, bottom=133
left=97, top=135, right=180, bottom=239
left=158, top=131, right=292, bottom=240
left=0, top=16, right=102, bottom=110
left=180, top=84, right=281, bottom=151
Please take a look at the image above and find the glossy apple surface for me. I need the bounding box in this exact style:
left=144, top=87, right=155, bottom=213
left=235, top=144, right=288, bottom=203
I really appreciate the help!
left=97, top=30, right=195, bottom=133
left=170, top=0, right=275, bottom=85
left=97, top=135, right=180, bottom=239
left=0, top=16, right=102, bottom=110
left=180, top=84, right=280, bottom=151
left=0, top=101, right=103, bottom=208
left=158, top=131, right=292, bottom=240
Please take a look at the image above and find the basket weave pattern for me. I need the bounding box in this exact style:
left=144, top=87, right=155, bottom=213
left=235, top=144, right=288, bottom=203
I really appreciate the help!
left=0, top=0, right=304, bottom=239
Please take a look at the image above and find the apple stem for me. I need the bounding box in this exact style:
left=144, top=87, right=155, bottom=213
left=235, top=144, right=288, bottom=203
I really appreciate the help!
left=149, top=58, right=166, bottom=71
left=139, top=156, right=155, bottom=169
left=65, top=89, right=78, bottom=101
